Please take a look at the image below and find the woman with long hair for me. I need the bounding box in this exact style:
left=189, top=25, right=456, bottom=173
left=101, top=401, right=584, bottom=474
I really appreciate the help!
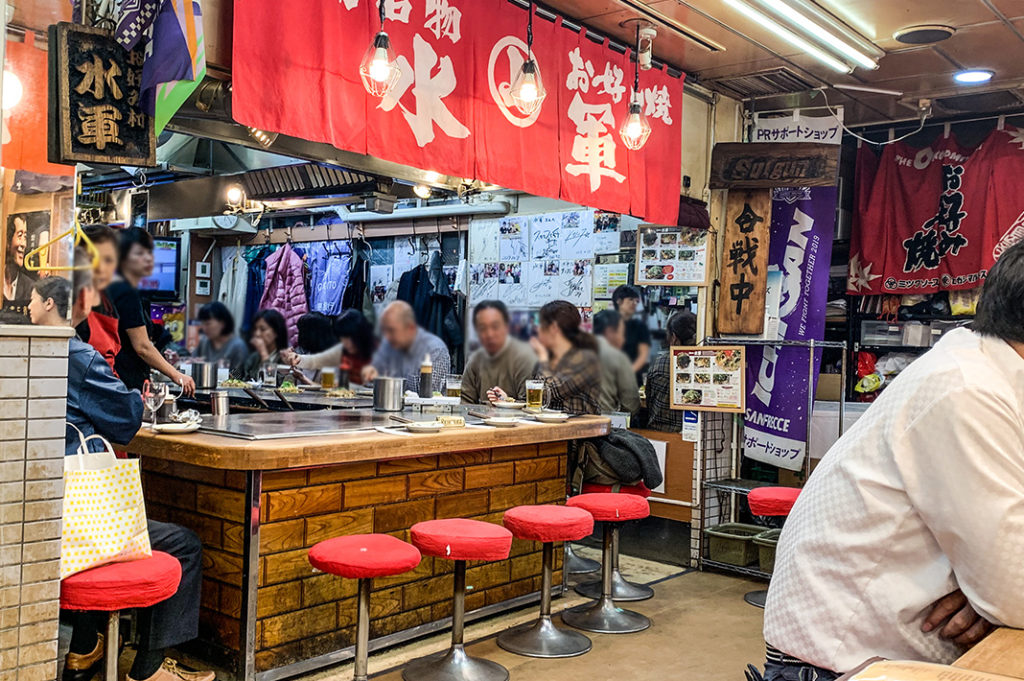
left=240, top=308, right=289, bottom=381
left=282, top=309, right=377, bottom=385
left=489, top=300, right=601, bottom=415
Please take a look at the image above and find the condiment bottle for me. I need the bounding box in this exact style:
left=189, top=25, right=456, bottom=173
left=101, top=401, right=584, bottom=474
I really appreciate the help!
left=419, top=353, right=433, bottom=398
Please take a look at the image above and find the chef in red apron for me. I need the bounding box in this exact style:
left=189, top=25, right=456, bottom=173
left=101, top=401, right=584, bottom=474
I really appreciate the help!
left=77, top=226, right=123, bottom=372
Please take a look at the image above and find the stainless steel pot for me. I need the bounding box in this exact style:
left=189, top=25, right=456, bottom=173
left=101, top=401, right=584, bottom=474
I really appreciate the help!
left=156, top=393, right=178, bottom=423
left=373, top=377, right=405, bottom=412
left=191, top=362, right=218, bottom=390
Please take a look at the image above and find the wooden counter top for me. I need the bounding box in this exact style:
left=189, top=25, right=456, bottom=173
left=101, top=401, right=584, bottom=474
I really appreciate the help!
left=128, top=416, right=609, bottom=470
left=955, top=628, right=1024, bottom=678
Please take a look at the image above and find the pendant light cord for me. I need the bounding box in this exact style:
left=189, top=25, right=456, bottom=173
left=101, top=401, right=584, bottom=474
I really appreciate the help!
left=527, top=0, right=534, bottom=60
left=379, top=0, right=386, bottom=27
left=632, top=25, right=640, bottom=100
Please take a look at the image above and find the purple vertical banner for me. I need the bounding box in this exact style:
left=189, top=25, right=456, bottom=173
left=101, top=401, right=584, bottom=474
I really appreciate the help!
left=743, top=186, right=837, bottom=471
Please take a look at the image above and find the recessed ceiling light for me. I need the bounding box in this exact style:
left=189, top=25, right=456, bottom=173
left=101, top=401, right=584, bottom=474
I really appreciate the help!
left=954, top=69, right=994, bottom=84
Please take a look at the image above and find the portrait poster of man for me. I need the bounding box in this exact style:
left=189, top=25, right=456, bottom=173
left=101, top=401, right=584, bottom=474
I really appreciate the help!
left=2, top=210, right=51, bottom=320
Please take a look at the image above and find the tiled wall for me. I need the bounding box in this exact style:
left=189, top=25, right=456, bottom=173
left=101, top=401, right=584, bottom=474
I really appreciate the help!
left=0, top=326, right=72, bottom=681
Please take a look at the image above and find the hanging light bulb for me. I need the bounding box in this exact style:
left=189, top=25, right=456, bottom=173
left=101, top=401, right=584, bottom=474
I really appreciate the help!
left=2, top=71, right=22, bottom=111
left=620, top=27, right=652, bottom=151
left=508, top=2, right=546, bottom=114
left=360, top=31, right=402, bottom=97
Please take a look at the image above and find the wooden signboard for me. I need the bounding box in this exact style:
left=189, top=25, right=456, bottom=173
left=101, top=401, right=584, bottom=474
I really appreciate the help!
left=669, top=346, right=745, bottom=413
left=709, top=142, right=839, bottom=189
left=718, top=189, right=771, bottom=335
left=48, top=22, right=156, bottom=167
left=635, top=225, right=711, bottom=287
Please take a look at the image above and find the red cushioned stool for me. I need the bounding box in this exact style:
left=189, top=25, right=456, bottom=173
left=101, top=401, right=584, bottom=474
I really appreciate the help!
left=308, top=534, right=421, bottom=681
left=743, top=487, right=801, bottom=610
left=562, top=494, right=651, bottom=634
left=496, top=505, right=594, bottom=659
left=574, top=483, right=654, bottom=603
left=404, top=519, right=513, bottom=681
left=60, top=551, right=182, bottom=681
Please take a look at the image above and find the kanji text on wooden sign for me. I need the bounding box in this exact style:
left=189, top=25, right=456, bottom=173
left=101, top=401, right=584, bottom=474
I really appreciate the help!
left=718, top=189, right=772, bottom=335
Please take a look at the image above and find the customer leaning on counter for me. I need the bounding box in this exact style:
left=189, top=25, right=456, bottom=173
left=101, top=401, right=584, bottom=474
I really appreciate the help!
left=240, top=308, right=289, bottom=381
left=282, top=309, right=377, bottom=385
left=757, top=240, right=1024, bottom=681
left=461, top=300, right=538, bottom=404
left=361, top=301, right=450, bottom=393
left=645, top=310, right=697, bottom=432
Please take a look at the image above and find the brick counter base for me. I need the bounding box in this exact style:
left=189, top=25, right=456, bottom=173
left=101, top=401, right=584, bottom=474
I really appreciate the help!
left=141, top=441, right=568, bottom=674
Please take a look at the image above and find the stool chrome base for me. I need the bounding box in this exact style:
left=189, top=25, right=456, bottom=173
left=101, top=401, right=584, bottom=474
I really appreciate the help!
left=565, top=544, right=600, bottom=575
left=403, top=645, right=509, bottom=681
left=562, top=597, right=650, bottom=634
left=744, top=589, right=768, bottom=609
left=575, top=570, right=653, bottom=602
left=497, top=616, right=592, bottom=658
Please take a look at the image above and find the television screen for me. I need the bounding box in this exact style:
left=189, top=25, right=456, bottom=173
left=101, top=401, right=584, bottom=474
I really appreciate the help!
left=138, top=237, right=181, bottom=300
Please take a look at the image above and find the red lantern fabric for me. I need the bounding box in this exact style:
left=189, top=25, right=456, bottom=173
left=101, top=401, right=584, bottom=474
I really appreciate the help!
left=567, top=492, right=649, bottom=522
left=308, top=534, right=422, bottom=579
left=60, top=551, right=181, bottom=612
left=410, top=518, right=513, bottom=561
left=502, top=504, right=594, bottom=542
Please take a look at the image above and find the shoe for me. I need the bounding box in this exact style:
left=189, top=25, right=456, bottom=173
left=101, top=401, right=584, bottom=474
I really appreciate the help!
left=63, top=634, right=105, bottom=681
left=128, top=658, right=216, bottom=681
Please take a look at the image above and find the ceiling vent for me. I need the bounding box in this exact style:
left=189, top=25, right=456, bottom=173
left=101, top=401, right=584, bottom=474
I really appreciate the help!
left=894, top=25, right=955, bottom=45
left=704, top=67, right=817, bottom=100
left=240, top=163, right=388, bottom=201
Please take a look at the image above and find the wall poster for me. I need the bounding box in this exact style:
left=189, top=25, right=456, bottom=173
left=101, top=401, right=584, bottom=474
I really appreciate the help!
left=670, top=346, right=745, bottom=413
left=635, top=225, right=711, bottom=287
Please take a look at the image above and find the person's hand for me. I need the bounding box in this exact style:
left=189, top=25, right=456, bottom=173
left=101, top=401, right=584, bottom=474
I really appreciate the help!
left=487, top=387, right=509, bottom=403
left=529, top=336, right=549, bottom=363
left=280, top=349, right=299, bottom=367
left=251, top=336, right=269, bottom=360
left=922, top=589, right=993, bottom=648
left=176, top=372, right=196, bottom=397
left=362, top=365, right=379, bottom=383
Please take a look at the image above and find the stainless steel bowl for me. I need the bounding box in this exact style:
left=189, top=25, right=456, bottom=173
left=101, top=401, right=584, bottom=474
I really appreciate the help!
left=373, top=377, right=405, bottom=412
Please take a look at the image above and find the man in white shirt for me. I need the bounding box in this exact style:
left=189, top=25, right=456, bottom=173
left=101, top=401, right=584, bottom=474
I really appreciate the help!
left=761, top=241, right=1024, bottom=681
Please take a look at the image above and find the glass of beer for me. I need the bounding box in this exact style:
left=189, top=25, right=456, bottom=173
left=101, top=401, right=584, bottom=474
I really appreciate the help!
left=321, top=366, right=337, bottom=390
left=446, top=374, right=462, bottom=398
left=525, top=379, right=545, bottom=410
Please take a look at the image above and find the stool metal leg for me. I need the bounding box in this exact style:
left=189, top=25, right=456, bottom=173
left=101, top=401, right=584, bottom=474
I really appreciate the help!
left=104, top=611, right=119, bottom=681
left=402, top=560, right=509, bottom=681
left=575, top=526, right=654, bottom=602
left=562, top=525, right=650, bottom=634
left=354, top=578, right=372, bottom=681
left=564, top=544, right=600, bottom=575
left=497, top=543, right=592, bottom=658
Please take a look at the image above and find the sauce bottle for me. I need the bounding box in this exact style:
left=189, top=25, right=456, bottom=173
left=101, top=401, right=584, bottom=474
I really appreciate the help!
left=418, top=353, right=433, bottom=398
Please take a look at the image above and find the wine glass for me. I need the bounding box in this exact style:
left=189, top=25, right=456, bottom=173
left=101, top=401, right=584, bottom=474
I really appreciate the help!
left=142, top=381, right=169, bottom=430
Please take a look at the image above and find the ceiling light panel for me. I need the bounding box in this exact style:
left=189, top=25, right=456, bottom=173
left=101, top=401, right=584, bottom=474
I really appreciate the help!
left=752, top=0, right=878, bottom=70
left=722, top=0, right=853, bottom=73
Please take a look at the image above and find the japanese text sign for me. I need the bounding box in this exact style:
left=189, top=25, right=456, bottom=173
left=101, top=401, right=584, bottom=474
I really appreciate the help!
left=48, top=23, right=156, bottom=167
left=718, top=190, right=771, bottom=334
left=232, top=0, right=683, bottom=224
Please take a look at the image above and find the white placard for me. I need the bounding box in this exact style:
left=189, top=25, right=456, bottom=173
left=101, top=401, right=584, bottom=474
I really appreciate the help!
left=529, top=213, right=561, bottom=261
left=500, top=217, right=529, bottom=261
left=469, top=263, right=498, bottom=303
left=559, top=211, right=594, bottom=261
left=558, top=259, right=592, bottom=308
left=593, top=263, right=630, bottom=299
left=753, top=110, right=843, bottom=145
left=593, top=211, right=621, bottom=254
left=499, top=261, right=527, bottom=307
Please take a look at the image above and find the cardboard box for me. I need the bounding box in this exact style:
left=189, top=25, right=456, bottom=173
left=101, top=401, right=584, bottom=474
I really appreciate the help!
left=815, top=373, right=843, bottom=401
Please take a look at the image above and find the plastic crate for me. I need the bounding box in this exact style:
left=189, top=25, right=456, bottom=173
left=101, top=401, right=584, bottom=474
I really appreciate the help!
left=753, top=529, right=782, bottom=573
left=704, top=523, right=763, bottom=566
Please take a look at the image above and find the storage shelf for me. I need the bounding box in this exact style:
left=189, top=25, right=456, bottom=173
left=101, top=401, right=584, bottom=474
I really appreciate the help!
left=853, top=312, right=974, bottom=322
left=703, top=478, right=780, bottom=496
left=701, top=558, right=772, bottom=581
left=856, top=344, right=931, bottom=353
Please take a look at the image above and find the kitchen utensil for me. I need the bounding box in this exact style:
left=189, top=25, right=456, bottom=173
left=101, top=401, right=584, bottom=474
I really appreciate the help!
left=191, top=362, right=219, bottom=390
left=210, top=390, right=231, bottom=416
left=274, top=390, right=296, bottom=411
left=373, top=377, right=405, bottom=412
left=242, top=388, right=272, bottom=410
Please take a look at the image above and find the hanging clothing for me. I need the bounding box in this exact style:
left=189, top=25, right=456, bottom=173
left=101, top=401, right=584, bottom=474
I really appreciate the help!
left=342, top=239, right=375, bottom=325
left=397, top=251, right=464, bottom=368
left=218, top=246, right=248, bottom=328
left=259, top=242, right=308, bottom=347
left=243, top=246, right=272, bottom=334
left=308, top=242, right=350, bottom=316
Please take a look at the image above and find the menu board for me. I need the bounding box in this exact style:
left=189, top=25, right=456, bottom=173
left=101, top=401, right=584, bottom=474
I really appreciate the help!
left=670, top=346, right=745, bottom=413
left=635, top=225, right=710, bottom=287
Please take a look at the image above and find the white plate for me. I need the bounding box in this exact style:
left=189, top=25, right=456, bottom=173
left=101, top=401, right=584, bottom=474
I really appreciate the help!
left=405, top=422, right=445, bottom=434
left=533, top=413, right=569, bottom=423
left=153, top=421, right=201, bottom=434
left=491, top=401, right=527, bottom=410
left=484, top=417, right=519, bottom=428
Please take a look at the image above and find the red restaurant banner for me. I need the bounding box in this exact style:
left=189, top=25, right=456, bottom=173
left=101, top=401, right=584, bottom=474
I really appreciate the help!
left=232, top=0, right=683, bottom=224
left=848, top=127, right=1024, bottom=295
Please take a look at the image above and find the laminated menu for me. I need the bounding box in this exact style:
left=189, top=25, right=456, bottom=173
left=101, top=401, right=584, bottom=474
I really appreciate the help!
left=670, top=346, right=745, bottom=413
left=636, top=225, right=710, bottom=287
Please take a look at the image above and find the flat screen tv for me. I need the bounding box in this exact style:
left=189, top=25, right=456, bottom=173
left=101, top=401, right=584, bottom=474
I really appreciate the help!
left=138, top=237, right=181, bottom=301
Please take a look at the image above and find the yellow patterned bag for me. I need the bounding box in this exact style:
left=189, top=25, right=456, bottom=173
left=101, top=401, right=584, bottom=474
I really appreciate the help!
left=60, top=425, right=151, bottom=579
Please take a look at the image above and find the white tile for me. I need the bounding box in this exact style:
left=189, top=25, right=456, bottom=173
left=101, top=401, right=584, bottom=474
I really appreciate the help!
left=25, top=440, right=62, bottom=461
left=0, top=421, right=25, bottom=442
left=0, top=503, right=23, bottom=526
left=0, top=339, right=28, bottom=357
left=26, top=400, right=65, bottom=420
left=0, top=462, right=23, bottom=483
left=0, top=379, right=27, bottom=400
left=27, top=380, right=66, bottom=400
left=0, top=483, right=23, bottom=504
left=0, top=441, right=25, bottom=460
left=24, top=460, right=61, bottom=482
left=0, top=400, right=26, bottom=420
left=29, top=339, right=69, bottom=358
left=25, top=420, right=63, bottom=441
left=27, top=358, right=67, bottom=379
left=0, top=359, right=27, bottom=378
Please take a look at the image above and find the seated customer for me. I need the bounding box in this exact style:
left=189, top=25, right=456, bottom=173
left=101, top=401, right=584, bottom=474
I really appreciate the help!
left=759, top=242, right=1024, bottom=680
left=195, top=302, right=249, bottom=377
left=645, top=310, right=697, bottom=432
left=461, top=300, right=537, bottom=404
left=361, top=301, right=450, bottom=393
left=593, top=309, right=640, bottom=415
left=490, top=301, right=600, bottom=415
left=27, top=277, right=72, bottom=327
left=61, top=250, right=212, bottom=681
left=282, top=309, right=376, bottom=386
left=240, top=308, right=289, bottom=381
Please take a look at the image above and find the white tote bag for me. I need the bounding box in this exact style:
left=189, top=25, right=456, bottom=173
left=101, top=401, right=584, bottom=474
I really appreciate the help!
left=60, top=424, right=151, bottom=579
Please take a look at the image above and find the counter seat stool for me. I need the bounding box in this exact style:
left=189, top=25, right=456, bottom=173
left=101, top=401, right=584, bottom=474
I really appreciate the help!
left=308, top=534, right=422, bottom=681
left=562, top=493, right=651, bottom=634
left=497, top=505, right=595, bottom=658
left=574, top=482, right=654, bottom=602
left=744, top=486, right=801, bottom=609
left=404, top=519, right=514, bottom=681
left=60, top=551, right=182, bottom=681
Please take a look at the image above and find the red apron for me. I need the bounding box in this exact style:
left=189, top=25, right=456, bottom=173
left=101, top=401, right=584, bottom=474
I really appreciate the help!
left=86, top=310, right=121, bottom=376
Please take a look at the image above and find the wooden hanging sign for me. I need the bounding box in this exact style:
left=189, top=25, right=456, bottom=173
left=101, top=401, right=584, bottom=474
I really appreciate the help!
left=709, top=142, right=839, bottom=189
left=717, top=189, right=771, bottom=335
